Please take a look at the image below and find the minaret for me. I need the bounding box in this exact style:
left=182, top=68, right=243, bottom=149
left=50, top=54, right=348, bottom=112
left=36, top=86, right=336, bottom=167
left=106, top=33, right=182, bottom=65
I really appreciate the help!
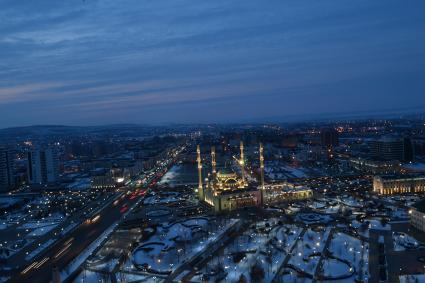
left=240, top=141, right=245, bottom=183
left=211, top=146, right=217, bottom=176
left=259, top=143, right=265, bottom=190
left=197, top=145, right=204, bottom=200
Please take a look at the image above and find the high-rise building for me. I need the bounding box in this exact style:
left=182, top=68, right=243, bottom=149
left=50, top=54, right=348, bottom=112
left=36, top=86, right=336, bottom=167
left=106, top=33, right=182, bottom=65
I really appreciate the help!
left=27, top=148, right=60, bottom=184
left=369, top=137, right=405, bottom=161
left=403, top=137, right=414, bottom=162
left=0, top=146, right=15, bottom=192
left=412, top=137, right=425, bottom=156
left=321, top=128, right=339, bottom=147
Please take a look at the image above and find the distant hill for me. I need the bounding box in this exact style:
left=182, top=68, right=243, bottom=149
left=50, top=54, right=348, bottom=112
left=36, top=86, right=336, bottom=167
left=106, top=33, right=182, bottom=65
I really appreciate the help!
left=0, top=124, right=154, bottom=139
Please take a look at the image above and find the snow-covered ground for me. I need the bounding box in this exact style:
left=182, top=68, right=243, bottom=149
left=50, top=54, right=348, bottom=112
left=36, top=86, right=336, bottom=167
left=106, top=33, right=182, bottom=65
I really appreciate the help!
left=25, top=238, right=56, bottom=261
left=400, top=274, right=425, bottom=283
left=391, top=209, right=410, bottom=220
left=393, top=232, right=420, bottom=251
left=285, top=227, right=331, bottom=277
left=61, top=222, right=119, bottom=282
left=143, top=192, right=184, bottom=205
left=129, top=217, right=238, bottom=275
left=72, top=269, right=156, bottom=283
left=337, top=196, right=363, bottom=208
left=0, top=237, right=34, bottom=259
left=295, top=213, right=333, bottom=225
left=17, top=212, right=65, bottom=238
left=324, top=232, right=369, bottom=282
left=191, top=221, right=303, bottom=283
left=263, top=160, right=310, bottom=180
left=158, top=165, right=181, bottom=186
left=351, top=220, right=369, bottom=238
left=367, top=218, right=391, bottom=231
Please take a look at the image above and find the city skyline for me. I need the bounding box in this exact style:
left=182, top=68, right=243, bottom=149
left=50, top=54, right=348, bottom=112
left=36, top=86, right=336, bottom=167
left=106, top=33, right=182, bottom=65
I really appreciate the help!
left=1, top=0, right=425, bottom=127
left=3, top=2, right=425, bottom=282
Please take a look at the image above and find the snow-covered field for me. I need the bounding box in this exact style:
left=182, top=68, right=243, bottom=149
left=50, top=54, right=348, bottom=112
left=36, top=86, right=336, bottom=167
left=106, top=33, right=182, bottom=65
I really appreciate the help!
left=400, top=274, right=425, bottom=283
left=191, top=221, right=303, bottom=283
left=17, top=212, right=65, bottom=238
left=337, top=196, right=363, bottom=208
left=263, top=160, right=310, bottom=180
left=129, top=217, right=238, bottom=275
left=323, top=232, right=369, bottom=282
left=367, top=218, right=391, bottom=231
left=71, top=269, right=157, bottom=283
left=284, top=227, right=331, bottom=278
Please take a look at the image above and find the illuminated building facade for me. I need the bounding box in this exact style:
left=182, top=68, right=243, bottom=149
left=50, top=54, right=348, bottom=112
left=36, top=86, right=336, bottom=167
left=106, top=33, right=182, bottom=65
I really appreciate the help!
left=91, top=175, right=115, bottom=189
left=203, top=170, right=262, bottom=212
left=261, top=183, right=313, bottom=204
left=373, top=175, right=425, bottom=195
left=197, top=142, right=261, bottom=212
left=197, top=142, right=312, bottom=212
left=349, top=157, right=400, bottom=174
left=410, top=199, right=425, bottom=232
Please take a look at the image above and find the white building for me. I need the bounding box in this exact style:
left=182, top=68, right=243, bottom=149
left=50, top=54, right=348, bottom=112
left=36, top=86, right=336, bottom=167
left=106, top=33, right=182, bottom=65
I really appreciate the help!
left=27, top=148, right=60, bottom=184
left=373, top=175, right=425, bottom=195
left=410, top=199, right=425, bottom=232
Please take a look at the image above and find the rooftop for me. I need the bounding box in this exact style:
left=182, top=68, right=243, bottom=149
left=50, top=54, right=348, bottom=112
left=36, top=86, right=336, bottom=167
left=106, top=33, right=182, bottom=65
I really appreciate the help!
left=412, top=199, right=425, bottom=214
left=403, top=163, right=425, bottom=172
left=376, top=174, right=425, bottom=181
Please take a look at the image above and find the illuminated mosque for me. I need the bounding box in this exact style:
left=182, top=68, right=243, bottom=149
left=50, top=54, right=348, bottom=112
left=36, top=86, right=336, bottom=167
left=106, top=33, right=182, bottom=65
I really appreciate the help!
left=196, top=142, right=312, bottom=212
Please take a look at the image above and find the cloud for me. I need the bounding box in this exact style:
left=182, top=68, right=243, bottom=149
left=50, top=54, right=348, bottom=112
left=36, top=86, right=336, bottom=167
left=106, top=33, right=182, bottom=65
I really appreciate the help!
left=0, top=0, right=425, bottom=127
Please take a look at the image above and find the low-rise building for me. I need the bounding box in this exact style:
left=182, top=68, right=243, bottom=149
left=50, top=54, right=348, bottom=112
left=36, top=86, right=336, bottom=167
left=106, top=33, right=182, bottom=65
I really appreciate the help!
left=262, top=183, right=313, bottom=204
left=373, top=175, right=425, bottom=195
left=350, top=157, right=400, bottom=174
left=91, top=175, right=115, bottom=189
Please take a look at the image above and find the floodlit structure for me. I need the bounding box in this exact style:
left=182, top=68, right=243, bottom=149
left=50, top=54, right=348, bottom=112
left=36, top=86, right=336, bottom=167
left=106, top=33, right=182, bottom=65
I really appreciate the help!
left=261, top=183, right=313, bottom=204
left=373, top=175, right=425, bottom=195
left=240, top=141, right=245, bottom=183
left=197, top=142, right=312, bottom=212
left=197, top=145, right=204, bottom=200
left=211, top=146, right=216, bottom=175
left=259, top=142, right=265, bottom=190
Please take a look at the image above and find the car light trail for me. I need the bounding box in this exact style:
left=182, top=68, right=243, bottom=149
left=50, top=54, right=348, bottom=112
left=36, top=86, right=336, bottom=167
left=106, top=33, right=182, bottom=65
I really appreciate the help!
left=34, top=257, right=49, bottom=269
left=54, top=242, right=72, bottom=259
left=21, top=261, right=38, bottom=274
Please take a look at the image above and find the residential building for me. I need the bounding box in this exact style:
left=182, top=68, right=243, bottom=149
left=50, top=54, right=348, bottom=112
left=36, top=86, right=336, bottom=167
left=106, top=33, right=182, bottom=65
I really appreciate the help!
left=0, top=146, right=15, bottom=192
left=369, top=137, right=405, bottom=161
left=27, top=148, right=60, bottom=184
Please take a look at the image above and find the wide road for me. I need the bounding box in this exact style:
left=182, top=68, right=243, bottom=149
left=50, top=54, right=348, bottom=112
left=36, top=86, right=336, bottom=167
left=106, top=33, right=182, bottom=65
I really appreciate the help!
left=5, top=191, right=118, bottom=267
left=7, top=143, right=185, bottom=283
left=8, top=189, right=141, bottom=283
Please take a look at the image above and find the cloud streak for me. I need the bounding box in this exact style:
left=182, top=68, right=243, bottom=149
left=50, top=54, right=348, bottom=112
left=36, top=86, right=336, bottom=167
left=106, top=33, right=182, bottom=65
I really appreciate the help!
left=0, top=0, right=425, bottom=127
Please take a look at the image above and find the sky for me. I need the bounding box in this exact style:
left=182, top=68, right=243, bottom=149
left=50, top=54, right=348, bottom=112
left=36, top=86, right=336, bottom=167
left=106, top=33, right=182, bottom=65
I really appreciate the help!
left=0, top=0, right=425, bottom=128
